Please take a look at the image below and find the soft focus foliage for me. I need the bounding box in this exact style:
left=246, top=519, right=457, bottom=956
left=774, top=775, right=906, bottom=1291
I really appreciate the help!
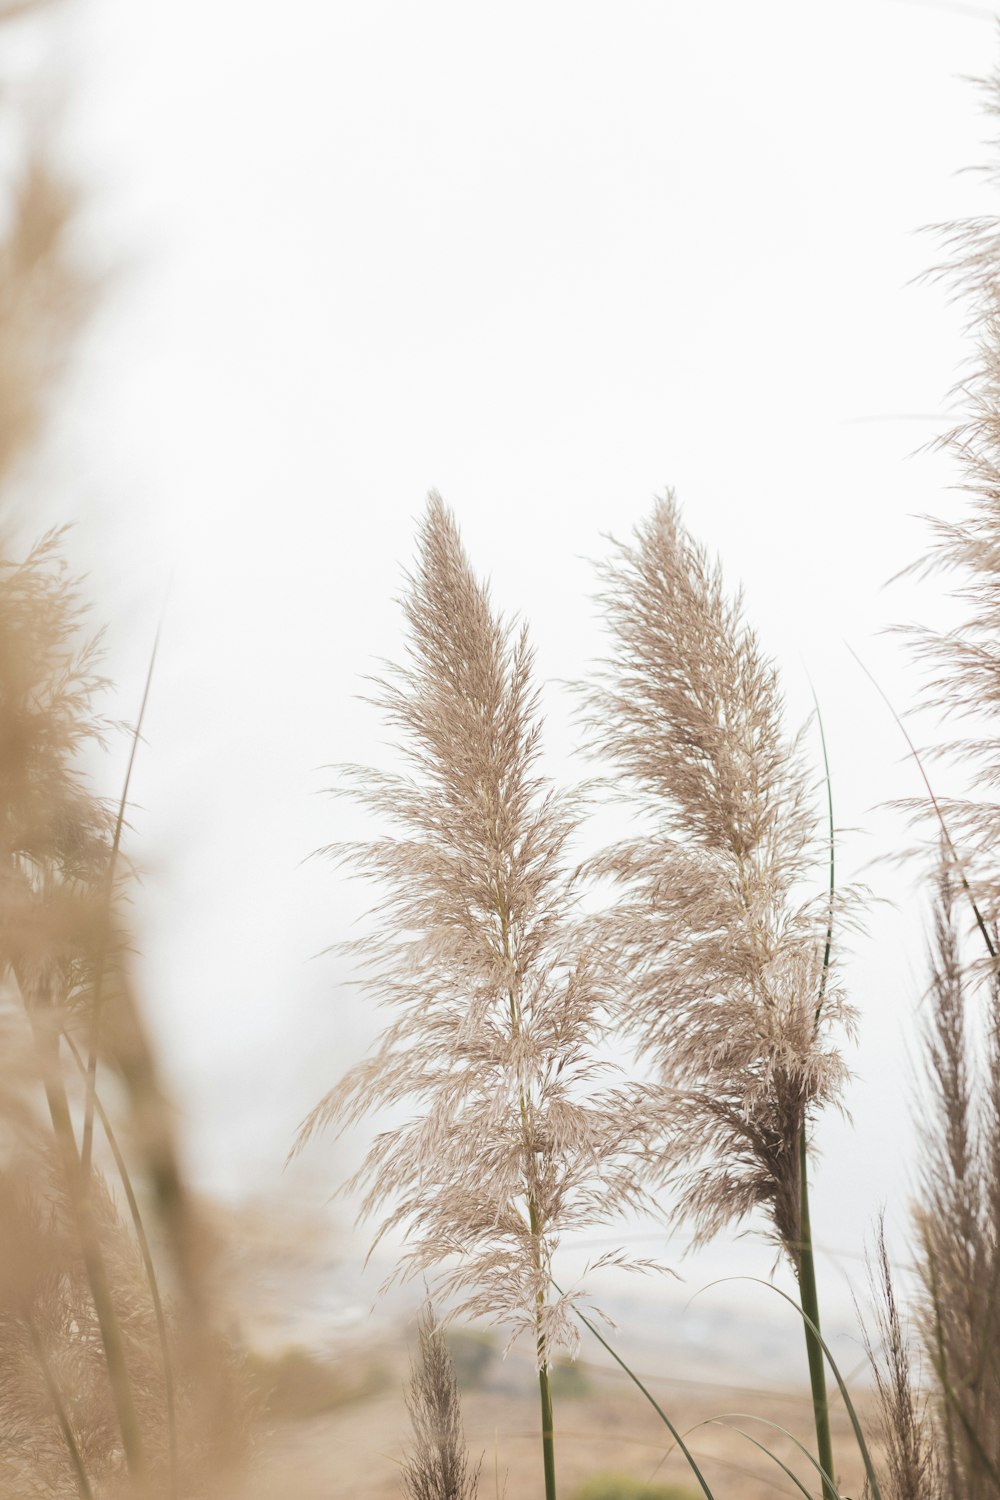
left=0, top=393, right=241, bottom=1500
left=0, top=156, right=89, bottom=495
left=0, top=14, right=243, bottom=1495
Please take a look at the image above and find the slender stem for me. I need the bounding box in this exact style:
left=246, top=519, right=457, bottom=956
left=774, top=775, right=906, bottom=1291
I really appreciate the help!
left=798, top=1127, right=837, bottom=1500
left=800, top=688, right=837, bottom=1498
left=499, top=886, right=556, bottom=1500
left=537, top=1359, right=556, bottom=1500
left=527, top=1189, right=556, bottom=1500
left=81, top=627, right=160, bottom=1177
left=65, top=1032, right=178, bottom=1500
left=19, top=973, right=147, bottom=1482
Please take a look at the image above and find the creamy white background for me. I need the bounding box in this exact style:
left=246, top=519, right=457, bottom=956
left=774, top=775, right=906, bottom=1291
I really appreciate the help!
left=19, top=0, right=1000, bottom=1351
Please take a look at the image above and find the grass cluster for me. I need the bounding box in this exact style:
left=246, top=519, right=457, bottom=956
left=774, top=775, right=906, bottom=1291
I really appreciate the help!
left=3, top=4, right=1000, bottom=1499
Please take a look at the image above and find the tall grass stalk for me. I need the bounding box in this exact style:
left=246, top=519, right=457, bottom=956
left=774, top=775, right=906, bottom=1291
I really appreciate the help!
left=878, top=53, right=1000, bottom=1495
left=798, top=695, right=837, bottom=1500
left=797, top=1145, right=836, bottom=1500
left=296, top=494, right=664, bottom=1500
left=908, top=867, right=1000, bottom=1496
left=584, top=494, right=856, bottom=1497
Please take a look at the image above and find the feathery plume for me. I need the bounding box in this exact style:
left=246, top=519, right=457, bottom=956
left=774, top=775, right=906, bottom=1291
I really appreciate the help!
left=864, top=1216, right=941, bottom=1500
left=296, top=493, right=663, bottom=1500
left=584, top=493, right=855, bottom=1499
left=890, top=52, right=1000, bottom=1500
left=585, top=492, right=853, bottom=1261
left=401, top=1304, right=480, bottom=1500
left=913, top=863, right=1000, bottom=1499
left=897, top=59, right=1000, bottom=934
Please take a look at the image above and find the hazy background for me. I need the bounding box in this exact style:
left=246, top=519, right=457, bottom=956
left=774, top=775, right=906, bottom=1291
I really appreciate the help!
left=14, top=0, right=1000, bottom=1370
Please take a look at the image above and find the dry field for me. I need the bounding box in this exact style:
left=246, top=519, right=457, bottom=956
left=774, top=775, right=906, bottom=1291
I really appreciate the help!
left=246, top=1338, right=875, bottom=1500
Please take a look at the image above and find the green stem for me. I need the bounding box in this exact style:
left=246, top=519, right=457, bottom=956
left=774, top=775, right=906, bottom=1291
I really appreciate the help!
left=801, top=688, right=837, bottom=1497
left=500, top=887, right=556, bottom=1499
left=798, top=1127, right=837, bottom=1500
left=538, top=1358, right=556, bottom=1500
left=528, top=1182, right=556, bottom=1499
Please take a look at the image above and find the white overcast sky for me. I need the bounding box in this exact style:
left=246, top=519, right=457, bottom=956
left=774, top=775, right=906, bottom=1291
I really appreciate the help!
left=17, top=0, right=1000, bottom=1332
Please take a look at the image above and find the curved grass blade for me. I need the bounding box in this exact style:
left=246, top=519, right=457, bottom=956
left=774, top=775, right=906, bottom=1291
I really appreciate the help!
left=693, top=1276, right=882, bottom=1500
left=847, top=644, right=995, bottom=961
left=18, top=980, right=147, bottom=1480
left=64, top=1031, right=178, bottom=1499
left=81, top=624, right=161, bottom=1178
left=807, top=681, right=836, bottom=1027
left=800, top=682, right=838, bottom=1498
left=687, top=1418, right=815, bottom=1499
left=552, top=1280, right=717, bottom=1500
left=695, top=1412, right=841, bottom=1498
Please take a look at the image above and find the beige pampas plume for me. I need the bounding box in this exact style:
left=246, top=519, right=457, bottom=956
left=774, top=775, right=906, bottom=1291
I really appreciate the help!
left=889, top=54, right=1000, bottom=1498
left=897, top=57, right=1000, bottom=933
left=401, top=1304, right=480, bottom=1500
left=908, top=862, right=1000, bottom=1499
left=864, top=1216, right=941, bottom=1500
left=585, top=492, right=854, bottom=1260
left=583, top=492, right=855, bottom=1498
left=295, top=493, right=663, bottom=1500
